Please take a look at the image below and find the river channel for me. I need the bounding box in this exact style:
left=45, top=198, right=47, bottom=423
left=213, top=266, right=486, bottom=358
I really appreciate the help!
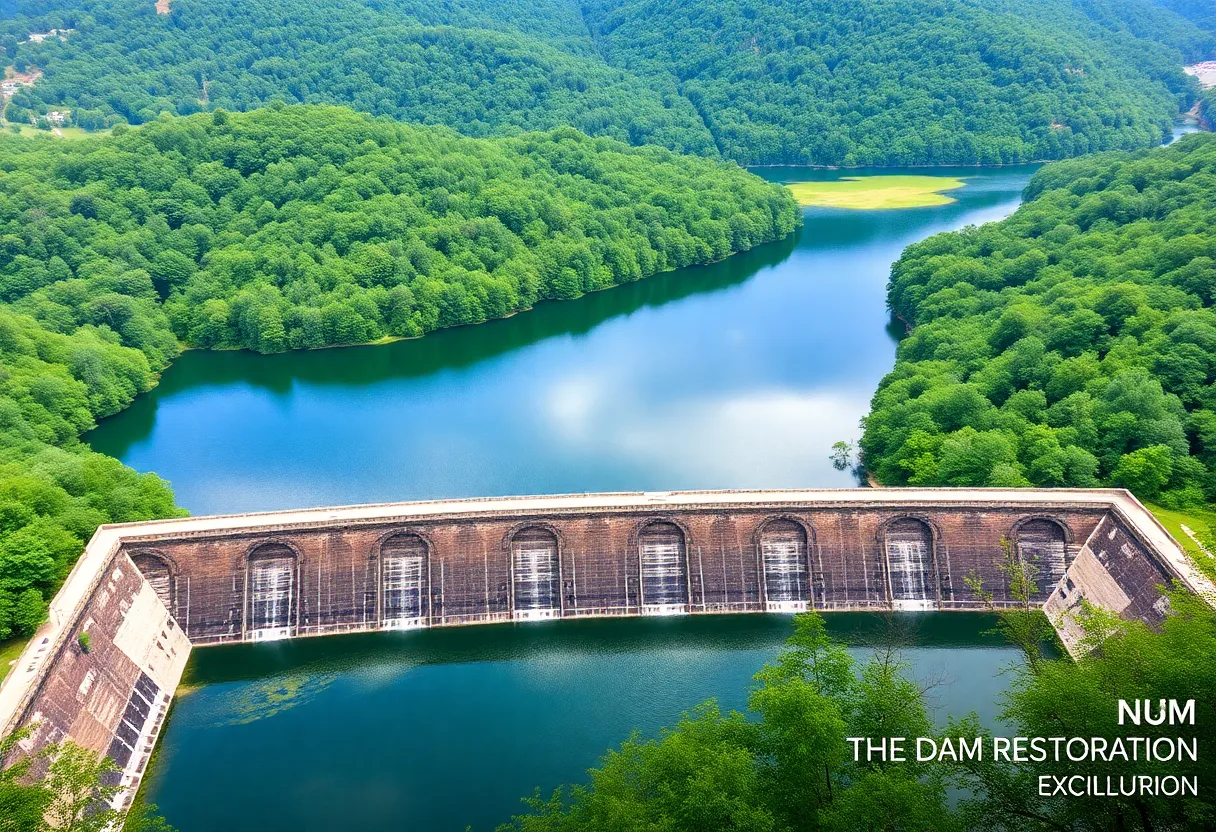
left=88, top=166, right=1040, bottom=831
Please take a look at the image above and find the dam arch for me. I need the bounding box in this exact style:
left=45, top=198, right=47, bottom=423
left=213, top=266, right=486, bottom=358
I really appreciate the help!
left=757, top=518, right=812, bottom=612
left=244, top=541, right=298, bottom=641
left=1012, top=517, right=1072, bottom=600
left=509, top=525, right=561, bottom=621
left=130, top=550, right=176, bottom=614
left=881, top=517, right=938, bottom=611
left=636, top=520, right=690, bottom=615
left=379, top=532, right=430, bottom=629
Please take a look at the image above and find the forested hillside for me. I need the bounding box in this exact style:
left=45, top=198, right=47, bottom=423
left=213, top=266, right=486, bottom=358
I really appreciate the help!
left=1, top=0, right=1211, bottom=166
left=0, top=105, right=798, bottom=637
left=1153, top=0, right=1216, bottom=34
left=580, top=0, right=1209, bottom=165
left=861, top=134, right=1216, bottom=511
left=0, top=0, right=714, bottom=153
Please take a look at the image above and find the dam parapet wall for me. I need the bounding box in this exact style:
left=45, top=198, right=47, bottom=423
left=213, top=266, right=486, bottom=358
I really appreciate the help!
left=0, top=488, right=1209, bottom=817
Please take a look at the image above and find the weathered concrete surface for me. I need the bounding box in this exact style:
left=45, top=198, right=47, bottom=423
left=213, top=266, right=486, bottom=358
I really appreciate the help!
left=1045, top=506, right=1214, bottom=655
left=0, top=487, right=1210, bottom=818
left=107, top=488, right=1121, bottom=644
left=0, top=548, right=189, bottom=812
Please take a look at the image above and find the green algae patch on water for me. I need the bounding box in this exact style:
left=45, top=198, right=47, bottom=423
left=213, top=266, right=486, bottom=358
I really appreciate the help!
left=787, top=175, right=966, bottom=209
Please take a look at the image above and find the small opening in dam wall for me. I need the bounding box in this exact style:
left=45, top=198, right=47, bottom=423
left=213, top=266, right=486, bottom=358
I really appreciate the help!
left=381, top=533, right=429, bottom=629
left=511, top=527, right=560, bottom=621
left=639, top=521, right=690, bottom=614
left=760, top=519, right=811, bottom=612
left=246, top=542, right=297, bottom=641
left=884, top=518, right=936, bottom=611
left=1014, top=518, right=1071, bottom=600
left=131, top=551, right=175, bottom=613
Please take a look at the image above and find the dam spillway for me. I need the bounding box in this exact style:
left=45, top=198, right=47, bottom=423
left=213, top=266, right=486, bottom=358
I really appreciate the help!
left=0, top=487, right=1211, bottom=816
left=96, top=488, right=1201, bottom=645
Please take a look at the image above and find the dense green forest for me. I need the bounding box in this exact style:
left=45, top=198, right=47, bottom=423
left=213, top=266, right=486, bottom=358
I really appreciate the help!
left=861, top=133, right=1216, bottom=512
left=1, top=0, right=1211, bottom=166
left=0, top=105, right=797, bottom=637
left=500, top=599, right=1216, bottom=832
left=1153, top=0, right=1216, bottom=34
left=0, top=0, right=713, bottom=152
left=1201, top=88, right=1216, bottom=129
left=579, top=0, right=1211, bottom=165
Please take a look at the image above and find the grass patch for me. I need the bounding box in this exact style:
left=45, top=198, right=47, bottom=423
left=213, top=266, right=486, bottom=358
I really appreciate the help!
left=0, top=124, right=111, bottom=139
left=0, top=636, right=30, bottom=683
left=786, top=175, right=966, bottom=210
left=1146, top=502, right=1216, bottom=582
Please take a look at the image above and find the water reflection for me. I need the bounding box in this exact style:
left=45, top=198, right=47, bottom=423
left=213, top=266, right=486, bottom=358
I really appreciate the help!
left=179, top=611, right=1014, bottom=686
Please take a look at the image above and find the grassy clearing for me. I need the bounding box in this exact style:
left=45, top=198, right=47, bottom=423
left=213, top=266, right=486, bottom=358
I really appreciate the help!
left=0, top=637, right=30, bottom=683
left=786, top=175, right=967, bottom=209
left=1, top=124, right=111, bottom=139
left=1146, top=502, right=1216, bottom=582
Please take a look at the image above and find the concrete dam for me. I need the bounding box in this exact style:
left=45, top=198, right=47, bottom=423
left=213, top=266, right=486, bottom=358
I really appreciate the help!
left=1, top=488, right=1212, bottom=815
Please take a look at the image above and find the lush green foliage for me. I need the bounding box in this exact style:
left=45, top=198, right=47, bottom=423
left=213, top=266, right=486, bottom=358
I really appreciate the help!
left=1153, top=0, right=1216, bottom=34
left=0, top=307, right=183, bottom=638
left=1200, top=88, right=1216, bottom=129
left=956, top=581, right=1215, bottom=832
left=0, top=729, right=175, bottom=832
left=861, top=134, right=1216, bottom=509
left=1, top=0, right=1210, bottom=166
left=580, top=0, right=1208, bottom=165
left=0, top=104, right=796, bottom=636
left=0, top=105, right=796, bottom=352
left=499, top=613, right=955, bottom=832
left=0, top=0, right=714, bottom=154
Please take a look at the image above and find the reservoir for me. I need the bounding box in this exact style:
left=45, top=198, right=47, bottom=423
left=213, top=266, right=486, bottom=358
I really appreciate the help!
left=87, top=166, right=1038, bottom=831
left=88, top=166, right=1036, bottom=514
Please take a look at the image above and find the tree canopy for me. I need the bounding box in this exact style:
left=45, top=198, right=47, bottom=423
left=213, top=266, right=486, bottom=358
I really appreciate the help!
left=1152, top=0, right=1216, bottom=35
left=0, top=104, right=797, bottom=638
left=579, top=0, right=1211, bottom=165
left=861, top=133, right=1216, bottom=510
left=0, top=0, right=1211, bottom=165
left=0, top=0, right=713, bottom=153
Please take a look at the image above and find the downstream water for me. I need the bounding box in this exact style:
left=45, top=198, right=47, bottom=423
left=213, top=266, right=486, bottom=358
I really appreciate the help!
left=91, top=167, right=1040, bottom=831
left=147, top=615, right=1020, bottom=832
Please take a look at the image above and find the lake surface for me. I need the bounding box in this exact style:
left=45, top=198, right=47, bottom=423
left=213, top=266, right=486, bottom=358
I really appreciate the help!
left=88, top=166, right=1037, bottom=514
left=146, top=614, right=1021, bottom=832
left=93, top=166, right=1041, bottom=831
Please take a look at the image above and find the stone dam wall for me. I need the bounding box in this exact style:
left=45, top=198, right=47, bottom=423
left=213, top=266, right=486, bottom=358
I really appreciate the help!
left=0, top=544, right=189, bottom=812
left=119, top=497, right=1111, bottom=643
left=0, top=488, right=1211, bottom=820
